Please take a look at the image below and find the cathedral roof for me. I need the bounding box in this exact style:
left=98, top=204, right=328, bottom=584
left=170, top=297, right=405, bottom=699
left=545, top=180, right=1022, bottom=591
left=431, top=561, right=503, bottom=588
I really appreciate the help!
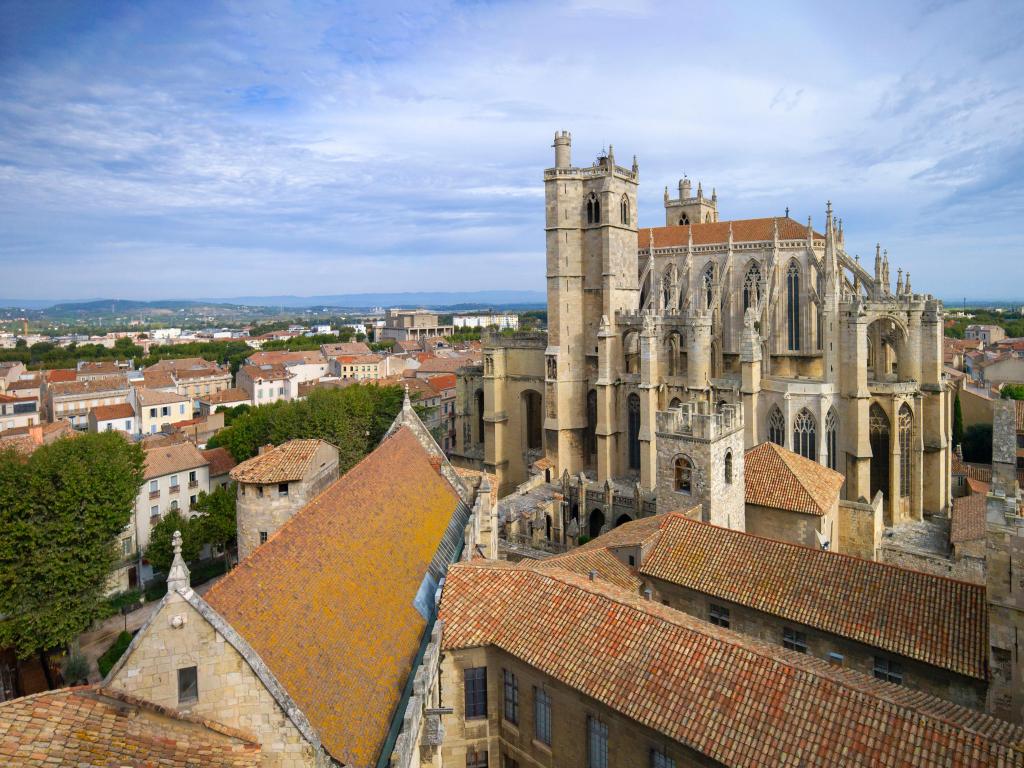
left=440, top=561, right=1020, bottom=767
left=636, top=216, right=823, bottom=250
left=744, top=441, right=844, bottom=515
left=205, top=425, right=468, bottom=767
left=638, top=514, right=989, bottom=679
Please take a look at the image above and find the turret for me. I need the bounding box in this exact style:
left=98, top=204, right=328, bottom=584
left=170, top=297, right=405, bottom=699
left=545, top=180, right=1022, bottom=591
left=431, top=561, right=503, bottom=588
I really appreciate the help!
left=680, top=177, right=691, bottom=199
left=553, top=130, right=572, bottom=169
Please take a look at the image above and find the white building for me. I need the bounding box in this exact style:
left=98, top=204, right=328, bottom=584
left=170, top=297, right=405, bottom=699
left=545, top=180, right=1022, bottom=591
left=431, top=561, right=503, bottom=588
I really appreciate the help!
left=452, top=312, right=519, bottom=330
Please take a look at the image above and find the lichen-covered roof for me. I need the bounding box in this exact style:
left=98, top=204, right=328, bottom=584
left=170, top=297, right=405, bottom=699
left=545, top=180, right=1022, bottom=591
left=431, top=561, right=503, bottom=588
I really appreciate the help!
left=745, top=441, right=845, bottom=515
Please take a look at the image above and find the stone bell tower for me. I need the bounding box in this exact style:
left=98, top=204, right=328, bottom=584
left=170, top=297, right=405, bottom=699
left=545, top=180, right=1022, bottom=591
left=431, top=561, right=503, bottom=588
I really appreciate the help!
left=544, top=132, right=639, bottom=476
left=664, top=177, right=718, bottom=225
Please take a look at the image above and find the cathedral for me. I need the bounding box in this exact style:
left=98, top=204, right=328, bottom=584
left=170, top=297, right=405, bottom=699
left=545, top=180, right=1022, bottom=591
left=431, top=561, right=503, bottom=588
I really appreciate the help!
left=453, top=131, right=950, bottom=533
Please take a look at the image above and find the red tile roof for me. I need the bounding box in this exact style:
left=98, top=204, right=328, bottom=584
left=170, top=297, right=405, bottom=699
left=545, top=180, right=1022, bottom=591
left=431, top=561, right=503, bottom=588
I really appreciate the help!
left=639, top=514, right=988, bottom=678
left=0, top=686, right=259, bottom=767
left=143, top=440, right=209, bottom=480
left=202, top=387, right=251, bottom=405
left=745, top=442, right=844, bottom=515
left=202, top=446, right=237, bottom=478
left=637, top=217, right=823, bottom=251
left=952, top=490, right=988, bottom=544
left=441, top=562, right=1022, bottom=768
left=90, top=402, right=135, bottom=421
left=531, top=546, right=642, bottom=593
left=44, top=368, right=77, bottom=383
left=229, top=439, right=331, bottom=483
left=205, top=426, right=465, bottom=766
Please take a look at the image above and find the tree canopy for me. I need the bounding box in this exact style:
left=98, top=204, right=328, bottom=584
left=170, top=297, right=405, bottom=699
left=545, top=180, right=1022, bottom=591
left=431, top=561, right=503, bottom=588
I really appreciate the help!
left=0, top=433, right=145, bottom=662
left=1000, top=383, right=1024, bottom=401
left=207, top=384, right=404, bottom=472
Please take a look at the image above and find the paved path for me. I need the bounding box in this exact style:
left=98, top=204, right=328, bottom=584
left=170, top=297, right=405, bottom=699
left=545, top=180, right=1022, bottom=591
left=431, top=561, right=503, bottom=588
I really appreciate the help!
left=78, top=577, right=222, bottom=683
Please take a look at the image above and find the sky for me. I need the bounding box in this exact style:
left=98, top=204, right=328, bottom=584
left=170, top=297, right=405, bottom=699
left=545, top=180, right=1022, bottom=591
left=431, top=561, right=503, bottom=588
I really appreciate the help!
left=1, top=0, right=1023, bottom=302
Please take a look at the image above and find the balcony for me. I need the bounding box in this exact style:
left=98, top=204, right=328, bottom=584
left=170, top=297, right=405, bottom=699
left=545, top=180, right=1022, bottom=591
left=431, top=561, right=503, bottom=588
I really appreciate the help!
left=188, top=480, right=199, bottom=489
left=169, top=485, right=180, bottom=495
left=149, top=490, right=160, bottom=500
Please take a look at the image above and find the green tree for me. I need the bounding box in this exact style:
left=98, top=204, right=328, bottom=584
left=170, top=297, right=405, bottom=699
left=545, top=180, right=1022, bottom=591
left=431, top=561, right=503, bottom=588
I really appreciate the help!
left=194, top=484, right=237, bottom=558
left=1000, top=384, right=1024, bottom=400
left=962, top=423, right=993, bottom=464
left=0, top=432, right=144, bottom=687
left=952, top=393, right=965, bottom=447
left=146, top=510, right=203, bottom=574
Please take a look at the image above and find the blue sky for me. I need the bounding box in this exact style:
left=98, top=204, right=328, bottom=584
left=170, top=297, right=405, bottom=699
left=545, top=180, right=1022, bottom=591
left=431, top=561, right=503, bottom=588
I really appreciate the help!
left=1, top=0, right=1022, bottom=301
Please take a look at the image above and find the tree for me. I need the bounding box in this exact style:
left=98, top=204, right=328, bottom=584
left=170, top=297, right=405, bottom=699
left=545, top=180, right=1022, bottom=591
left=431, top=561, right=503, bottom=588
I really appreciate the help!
left=0, top=432, right=144, bottom=687
left=194, top=484, right=237, bottom=559
left=146, top=510, right=203, bottom=574
left=952, top=393, right=965, bottom=447
left=962, top=423, right=993, bottom=464
left=1000, top=383, right=1024, bottom=401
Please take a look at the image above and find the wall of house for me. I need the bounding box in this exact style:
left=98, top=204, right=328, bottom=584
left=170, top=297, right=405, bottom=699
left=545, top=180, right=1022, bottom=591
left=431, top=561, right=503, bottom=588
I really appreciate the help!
left=136, top=398, right=191, bottom=435
left=440, top=646, right=713, bottom=768
left=837, top=495, right=883, bottom=560
left=134, top=465, right=211, bottom=553
left=107, top=593, right=317, bottom=768
left=745, top=503, right=835, bottom=550
left=644, top=576, right=987, bottom=710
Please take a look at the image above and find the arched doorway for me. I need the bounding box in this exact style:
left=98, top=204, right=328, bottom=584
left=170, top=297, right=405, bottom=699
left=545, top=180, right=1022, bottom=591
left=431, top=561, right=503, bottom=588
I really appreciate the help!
left=614, top=514, right=632, bottom=528
left=522, top=390, right=542, bottom=450
left=627, top=393, right=641, bottom=470
left=589, top=509, right=605, bottom=539
left=869, top=403, right=890, bottom=505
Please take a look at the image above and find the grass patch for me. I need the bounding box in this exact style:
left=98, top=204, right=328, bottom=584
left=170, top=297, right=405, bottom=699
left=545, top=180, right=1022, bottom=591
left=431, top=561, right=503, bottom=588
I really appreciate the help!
left=97, top=631, right=133, bottom=677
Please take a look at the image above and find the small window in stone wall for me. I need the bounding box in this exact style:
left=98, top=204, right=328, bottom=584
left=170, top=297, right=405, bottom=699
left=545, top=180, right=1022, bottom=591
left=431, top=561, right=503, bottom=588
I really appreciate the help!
left=873, top=656, right=903, bottom=684
left=278, top=482, right=289, bottom=496
left=177, top=666, right=198, bottom=704
left=783, top=627, right=807, bottom=653
left=708, top=603, right=729, bottom=628
left=466, top=750, right=488, bottom=768
left=259, top=531, right=268, bottom=545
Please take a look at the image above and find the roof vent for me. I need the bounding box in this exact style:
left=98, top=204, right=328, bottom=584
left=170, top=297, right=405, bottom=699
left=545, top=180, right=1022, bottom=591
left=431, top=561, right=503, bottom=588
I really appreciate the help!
left=588, top=569, right=597, bottom=581
left=643, top=588, right=653, bottom=601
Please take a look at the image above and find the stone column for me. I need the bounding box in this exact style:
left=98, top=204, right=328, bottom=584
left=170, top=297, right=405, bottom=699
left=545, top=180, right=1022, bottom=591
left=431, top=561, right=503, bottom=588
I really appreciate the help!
left=639, top=316, right=660, bottom=491
left=595, top=316, right=617, bottom=483
left=686, top=312, right=712, bottom=390
left=840, top=300, right=872, bottom=504
left=740, top=313, right=762, bottom=449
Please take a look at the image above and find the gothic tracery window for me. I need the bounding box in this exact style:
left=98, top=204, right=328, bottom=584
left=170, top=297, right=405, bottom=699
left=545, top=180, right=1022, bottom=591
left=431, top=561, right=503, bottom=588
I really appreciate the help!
left=674, top=455, right=692, bottom=493
left=787, top=260, right=801, bottom=351
left=793, top=408, right=817, bottom=461
left=679, top=213, right=690, bottom=225
left=587, top=193, right=600, bottom=224
left=768, top=406, right=785, bottom=447
left=627, top=393, right=641, bottom=471
left=869, top=403, right=890, bottom=503
left=703, top=263, right=714, bottom=310
left=899, top=403, right=912, bottom=498
left=620, top=195, right=629, bottom=225
left=743, top=262, right=762, bottom=313
left=825, top=407, right=839, bottom=471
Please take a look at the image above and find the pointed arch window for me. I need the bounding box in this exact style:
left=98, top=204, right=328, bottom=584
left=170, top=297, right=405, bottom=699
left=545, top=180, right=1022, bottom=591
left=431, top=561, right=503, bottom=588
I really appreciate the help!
left=869, top=403, right=890, bottom=503
left=679, top=213, right=689, bottom=225
left=674, top=455, right=692, bottom=493
left=899, top=403, right=913, bottom=497
left=587, top=193, right=600, bottom=224
left=825, top=407, right=839, bottom=471
left=724, top=450, right=733, bottom=484
left=793, top=408, right=817, bottom=461
left=703, top=263, right=715, bottom=310
left=768, top=406, right=785, bottom=447
left=620, top=195, right=629, bottom=225
left=787, top=261, right=801, bottom=351
left=743, top=262, right=762, bottom=313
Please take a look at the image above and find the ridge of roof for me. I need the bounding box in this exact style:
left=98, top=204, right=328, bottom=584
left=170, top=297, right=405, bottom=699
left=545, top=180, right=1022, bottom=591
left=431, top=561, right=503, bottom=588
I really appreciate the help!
left=637, top=216, right=825, bottom=251
left=229, top=438, right=331, bottom=484
left=745, top=441, right=845, bottom=515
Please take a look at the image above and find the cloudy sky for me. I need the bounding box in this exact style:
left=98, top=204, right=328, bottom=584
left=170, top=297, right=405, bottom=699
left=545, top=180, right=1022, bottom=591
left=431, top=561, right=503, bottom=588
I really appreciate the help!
left=1, top=0, right=1022, bottom=301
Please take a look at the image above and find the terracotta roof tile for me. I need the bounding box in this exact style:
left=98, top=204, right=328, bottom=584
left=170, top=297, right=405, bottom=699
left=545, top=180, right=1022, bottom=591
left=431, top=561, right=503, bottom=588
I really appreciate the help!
left=202, top=387, right=251, bottom=405
left=321, top=342, right=372, bottom=356
left=143, top=440, right=209, bottom=480
left=952, top=490, right=988, bottom=544
left=440, top=563, right=1023, bottom=768
left=202, top=446, right=237, bottom=477
left=44, top=368, right=77, bottom=383
left=239, top=363, right=293, bottom=381
left=575, top=513, right=667, bottom=552
left=141, top=369, right=177, bottom=389
left=47, top=374, right=128, bottom=397
left=90, top=402, right=135, bottom=421
left=0, top=686, right=260, bottom=767
left=229, top=439, right=330, bottom=483
left=531, top=547, right=643, bottom=593
left=205, top=426, right=464, bottom=766
left=745, top=441, right=845, bottom=515
left=952, top=454, right=993, bottom=483
left=134, top=387, right=189, bottom=406
left=637, top=217, right=823, bottom=251
left=639, top=514, right=988, bottom=678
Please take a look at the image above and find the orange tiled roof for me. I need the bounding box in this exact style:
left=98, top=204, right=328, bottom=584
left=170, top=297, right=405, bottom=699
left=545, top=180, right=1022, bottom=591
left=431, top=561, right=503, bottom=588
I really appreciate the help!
left=952, top=454, right=993, bottom=483
left=321, top=342, right=372, bottom=356
left=141, top=369, right=177, bottom=389
left=202, top=446, right=237, bottom=477
left=952, top=490, right=988, bottom=544
left=202, top=387, right=250, bottom=405
left=44, top=368, right=77, bottom=383
left=239, top=363, right=293, bottom=381
left=246, top=350, right=325, bottom=367
left=90, top=402, right=135, bottom=421
left=143, top=440, right=209, bottom=480
left=205, top=426, right=464, bottom=766
left=575, top=513, right=666, bottom=553
left=531, top=546, right=642, bottom=592
left=134, top=387, right=189, bottom=406
left=440, top=562, right=1023, bottom=768
left=637, top=217, right=823, bottom=251
left=745, top=441, right=844, bottom=515
left=47, top=374, right=127, bottom=397
left=229, top=439, right=330, bottom=483
left=639, top=514, right=988, bottom=678
left=0, top=686, right=259, bottom=767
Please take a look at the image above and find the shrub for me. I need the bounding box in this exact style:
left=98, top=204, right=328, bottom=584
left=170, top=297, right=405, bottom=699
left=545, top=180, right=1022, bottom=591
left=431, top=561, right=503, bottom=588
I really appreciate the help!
left=97, top=631, right=134, bottom=677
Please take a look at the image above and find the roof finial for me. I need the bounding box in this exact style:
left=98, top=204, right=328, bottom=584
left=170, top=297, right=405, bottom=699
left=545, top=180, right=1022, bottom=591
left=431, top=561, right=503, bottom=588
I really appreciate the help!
left=403, top=382, right=412, bottom=411
left=785, top=206, right=790, bottom=218
left=166, top=530, right=191, bottom=594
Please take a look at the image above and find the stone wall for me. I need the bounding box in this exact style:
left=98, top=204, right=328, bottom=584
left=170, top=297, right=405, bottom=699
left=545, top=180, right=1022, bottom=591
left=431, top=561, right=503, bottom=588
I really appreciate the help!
left=645, top=576, right=987, bottom=710
left=877, top=541, right=984, bottom=584
left=837, top=496, right=883, bottom=560
left=107, top=592, right=318, bottom=768
left=746, top=503, right=832, bottom=550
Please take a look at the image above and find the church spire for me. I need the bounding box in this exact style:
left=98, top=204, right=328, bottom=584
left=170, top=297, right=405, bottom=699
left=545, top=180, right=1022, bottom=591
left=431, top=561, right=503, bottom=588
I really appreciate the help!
left=166, top=530, right=191, bottom=594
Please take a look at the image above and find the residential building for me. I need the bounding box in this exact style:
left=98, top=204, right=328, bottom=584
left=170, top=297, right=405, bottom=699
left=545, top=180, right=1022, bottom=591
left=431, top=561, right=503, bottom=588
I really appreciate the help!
left=202, top=446, right=237, bottom=489
left=330, top=353, right=384, bottom=381
left=245, top=350, right=327, bottom=390
left=230, top=439, right=339, bottom=560
left=452, top=312, right=519, bottom=330
left=87, top=402, right=136, bottom=435
left=143, top=358, right=233, bottom=406
left=236, top=363, right=295, bottom=405
left=0, top=393, right=38, bottom=433
left=197, top=387, right=251, bottom=415
left=76, top=359, right=133, bottom=379
left=966, top=324, right=1007, bottom=345
left=170, top=411, right=225, bottom=446
left=379, top=308, right=454, bottom=341
left=43, top=374, right=129, bottom=428
left=320, top=341, right=371, bottom=357
left=130, top=388, right=192, bottom=436
left=0, top=361, right=26, bottom=394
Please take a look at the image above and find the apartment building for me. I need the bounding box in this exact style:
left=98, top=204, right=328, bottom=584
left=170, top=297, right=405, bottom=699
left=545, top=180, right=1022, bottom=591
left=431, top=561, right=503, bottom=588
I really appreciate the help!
left=0, top=393, right=38, bottom=433
left=143, top=358, right=233, bottom=406
left=379, top=308, right=454, bottom=341
left=330, top=353, right=384, bottom=381
left=196, top=387, right=251, bottom=416
left=245, top=350, right=328, bottom=389
left=43, top=374, right=129, bottom=428
left=87, top=403, right=136, bottom=435
left=237, top=363, right=294, bottom=405
left=130, top=388, right=192, bottom=436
